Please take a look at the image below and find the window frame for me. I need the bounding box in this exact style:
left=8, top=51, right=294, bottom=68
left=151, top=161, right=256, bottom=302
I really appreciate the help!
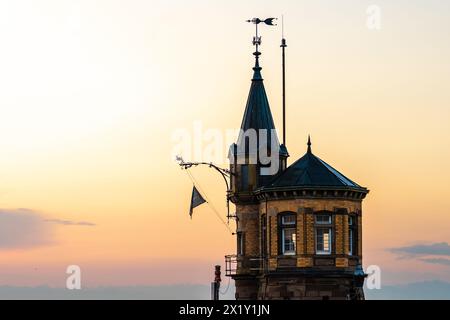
left=348, top=215, right=357, bottom=256
left=314, top=213, right=333, bottom=255
left=278, top=213, right=297, bottom=256
left=315, top=214, right=332, bottom=225
left=237, top=232, right=244, bottom=256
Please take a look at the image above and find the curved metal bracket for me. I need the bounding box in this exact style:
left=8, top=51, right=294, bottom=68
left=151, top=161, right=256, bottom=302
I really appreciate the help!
left=176, top=156, right=237, bottom=224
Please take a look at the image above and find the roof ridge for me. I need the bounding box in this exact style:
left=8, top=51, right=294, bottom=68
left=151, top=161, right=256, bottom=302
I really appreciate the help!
left=264, top=151, right=364, bottom=189
left=315, top=156, right=361, bottom=187
left=308, top=153, right=343, bottom=185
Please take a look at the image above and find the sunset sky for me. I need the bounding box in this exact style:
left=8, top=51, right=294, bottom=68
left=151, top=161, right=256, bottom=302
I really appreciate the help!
left=0, top=0, right=450, bottom=291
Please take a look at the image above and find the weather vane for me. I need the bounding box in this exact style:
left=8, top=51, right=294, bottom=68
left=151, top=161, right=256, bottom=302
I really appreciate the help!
left=246, top=17, right=277, bottom=51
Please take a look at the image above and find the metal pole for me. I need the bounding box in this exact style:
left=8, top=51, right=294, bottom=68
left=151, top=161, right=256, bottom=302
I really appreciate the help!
left=281, top=37, right=287, bottom=146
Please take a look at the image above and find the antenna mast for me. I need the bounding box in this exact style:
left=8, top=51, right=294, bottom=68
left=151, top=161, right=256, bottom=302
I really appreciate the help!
left=281, top=15, right=287, bottom=146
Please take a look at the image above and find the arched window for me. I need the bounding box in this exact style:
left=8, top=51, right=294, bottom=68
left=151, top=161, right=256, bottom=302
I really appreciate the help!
left=278, top=213, right=296, bottom=255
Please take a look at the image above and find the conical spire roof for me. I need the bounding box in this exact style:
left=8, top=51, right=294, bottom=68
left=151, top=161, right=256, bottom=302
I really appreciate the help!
left=239, top=52, right=277, bottom=133
left=236, top=51, right=288, bottom=159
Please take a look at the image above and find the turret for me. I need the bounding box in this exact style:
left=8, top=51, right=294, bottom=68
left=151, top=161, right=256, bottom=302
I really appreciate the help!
left=229, top=33, right=288, bottom=202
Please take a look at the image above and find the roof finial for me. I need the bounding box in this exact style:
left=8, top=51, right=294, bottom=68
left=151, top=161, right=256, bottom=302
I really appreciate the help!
left=252, top=51, right=262, bottom=80
left=307, top=135, right=312, bottom=153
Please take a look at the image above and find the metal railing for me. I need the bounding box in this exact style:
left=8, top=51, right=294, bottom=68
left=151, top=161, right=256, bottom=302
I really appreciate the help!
left=225, top=255, right=238, bottom=276
left=225, top=255, right=266, bottom=276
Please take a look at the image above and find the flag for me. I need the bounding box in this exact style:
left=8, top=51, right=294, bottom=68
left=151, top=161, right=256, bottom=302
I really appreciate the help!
left=189, top=186, right=206, bottom=218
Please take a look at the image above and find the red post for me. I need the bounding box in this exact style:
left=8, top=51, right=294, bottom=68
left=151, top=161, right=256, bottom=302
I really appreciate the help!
left=211, top=265, right=221, bottom=300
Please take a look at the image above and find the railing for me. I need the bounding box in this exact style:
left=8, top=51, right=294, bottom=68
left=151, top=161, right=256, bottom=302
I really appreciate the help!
left=225, top=255, right=266, bottom=276
left=225, top=255, right=238, bottom=276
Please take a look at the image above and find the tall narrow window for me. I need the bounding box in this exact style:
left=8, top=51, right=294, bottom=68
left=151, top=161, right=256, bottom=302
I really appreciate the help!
left=348, top=216, right=357, bottom=256
left=315, top=214, right=332, bottom=255
left=279, top=214, right=296, bottom=255
left=237, top=232, right=244, bottom=256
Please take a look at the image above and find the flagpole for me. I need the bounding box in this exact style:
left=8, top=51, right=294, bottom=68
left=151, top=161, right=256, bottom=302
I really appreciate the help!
left=281, top=15, right=287, bottom=146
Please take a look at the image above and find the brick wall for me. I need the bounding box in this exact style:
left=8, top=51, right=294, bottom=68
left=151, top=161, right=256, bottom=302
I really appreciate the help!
left=237, top=198, right=363, bottom=269
left=236, top=204, right=259, bottom=257
left=234, top=197, right=366, bottom=300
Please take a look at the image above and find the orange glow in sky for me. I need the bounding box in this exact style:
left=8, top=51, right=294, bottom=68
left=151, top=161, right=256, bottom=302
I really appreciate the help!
left=0, top=0, right=450, bottom=288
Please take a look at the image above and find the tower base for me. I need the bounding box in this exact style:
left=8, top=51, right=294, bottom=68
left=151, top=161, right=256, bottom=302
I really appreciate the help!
left=234, top=272, right=365, bottom=300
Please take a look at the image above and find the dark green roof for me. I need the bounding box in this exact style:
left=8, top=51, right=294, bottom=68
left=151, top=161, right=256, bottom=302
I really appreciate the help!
left=267, top=147, right=365, bottom=190
left=239, top=57, right=276, bottom=133
left=237, top=53, right=288, bottom=157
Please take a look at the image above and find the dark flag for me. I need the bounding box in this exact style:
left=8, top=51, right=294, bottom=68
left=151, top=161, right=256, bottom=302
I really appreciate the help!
left=189, top=186, right=207, bottom=218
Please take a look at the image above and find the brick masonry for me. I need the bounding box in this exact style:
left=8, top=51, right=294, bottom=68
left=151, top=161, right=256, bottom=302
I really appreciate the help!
left=233, top=197, right=365, bottom=299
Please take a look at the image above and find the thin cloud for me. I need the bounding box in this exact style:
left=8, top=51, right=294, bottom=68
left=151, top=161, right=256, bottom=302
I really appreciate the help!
left=420, top=258, right=450, bottom=267
left=44, top=219, right=96, bottom=226
left=0, top=209, right=96, bottom=250
left=366, top=280, right=450, bottom=300
left=389, top=242, right=450, bottom=258
left=0, top=209, right=53, bottom=249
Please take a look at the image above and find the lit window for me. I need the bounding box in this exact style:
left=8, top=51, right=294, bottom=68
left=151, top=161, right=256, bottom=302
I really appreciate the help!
left=315, top=214, right=332, bottom=255
left=279, top=214, right=296, bottom=255
left=316, top=228, right=332, bottom=254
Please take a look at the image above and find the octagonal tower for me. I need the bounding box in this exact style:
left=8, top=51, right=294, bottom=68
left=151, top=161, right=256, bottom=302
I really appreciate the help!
left=226, top=45, right=369, bottom=300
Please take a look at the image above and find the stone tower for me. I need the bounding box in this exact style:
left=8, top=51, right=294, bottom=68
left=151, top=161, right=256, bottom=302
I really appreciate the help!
left=225, top=40, right=369, bottom=300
